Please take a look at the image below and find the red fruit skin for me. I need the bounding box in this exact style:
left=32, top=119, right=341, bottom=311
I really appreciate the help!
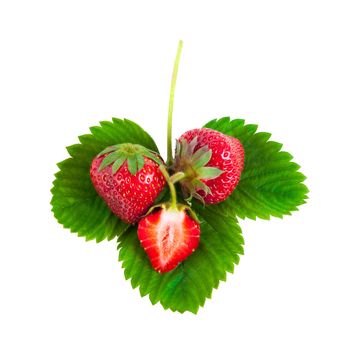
left=179, top=128, right=244, bottom=204
left=138, top=209, right=200, bottom=273
left=90, top=155, right=166, bottom=224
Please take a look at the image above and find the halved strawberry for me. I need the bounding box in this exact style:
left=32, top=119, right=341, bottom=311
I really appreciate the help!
left=137, top=208, right=200, bottom=273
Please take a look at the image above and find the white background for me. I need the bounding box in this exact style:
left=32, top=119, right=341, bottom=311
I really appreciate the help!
left=1, top=1, right=349, bottom=349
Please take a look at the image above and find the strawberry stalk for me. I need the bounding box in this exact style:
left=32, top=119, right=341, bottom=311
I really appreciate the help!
left=158, top=165, right=199, bottom=222
left=159, top=165, right=179, bottom=209
left=168, top=179, right=178, bottom=209
left=167, top=40, right=183, bottom=166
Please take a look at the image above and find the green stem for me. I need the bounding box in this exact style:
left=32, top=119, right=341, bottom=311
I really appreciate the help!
left=159, top=166, right=185, bottom=210
left=159, top=165, right=177, bottom=209
left=167, top=40, right=183, bottom=165
left=169, top=171, right=186, bottom=184
left=168, top=181, right=178, bottom=209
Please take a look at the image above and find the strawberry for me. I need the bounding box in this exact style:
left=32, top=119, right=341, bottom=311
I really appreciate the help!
left=174, top=128, right=244, bottom=204
left=137, top=207, right=200, bottom=273
left=90, top=143, right=166, bottom=224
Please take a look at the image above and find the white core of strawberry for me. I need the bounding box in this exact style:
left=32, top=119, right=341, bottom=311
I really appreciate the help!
left=157, top=210, right=185, bottom=264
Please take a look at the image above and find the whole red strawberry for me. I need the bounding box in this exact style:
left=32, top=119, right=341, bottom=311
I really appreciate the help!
left=90, top=144, right=166, bottom=224
left=138, top=207, right=200, bottom=273
left=174, top=128, right=244, bottom=204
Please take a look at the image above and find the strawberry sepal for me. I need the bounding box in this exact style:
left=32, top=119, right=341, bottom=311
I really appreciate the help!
left=98, top=143, right=163, bottom=175
left=173, top=137, right=224, bottom=202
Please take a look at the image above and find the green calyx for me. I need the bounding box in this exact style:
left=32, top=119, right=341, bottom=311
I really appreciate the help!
left=98, top=143, right=163, bottom=175
left=153, top=165, right=199, bottom=223
left=173, top=137, right=224, bottom=202
left=142, top=201, right=200, bottom=224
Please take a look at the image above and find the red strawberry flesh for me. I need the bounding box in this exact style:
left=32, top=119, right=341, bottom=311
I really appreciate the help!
left=138, top=208, right=200, bottom=273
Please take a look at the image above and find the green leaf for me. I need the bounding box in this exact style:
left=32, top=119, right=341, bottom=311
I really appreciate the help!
left=52, top=115, right=308, bottom=314
left=98, top=145, right=119, bottom=156
left=204, top=117, right=309, bottom=220
left=112, top=156, right=126, bottom=174
left=142, top=149, right=163, bottom=166
left=192, top=146, right=209, bottom=163
left=127, top=154, right=138, bottom=175
left=51, top=118, right=159, bottom=242
left=193, top=179, right=211, bottom=195
left=179, top=138, right=189, bottom=158
left=135, top=153, right=145, bottom=172
left=98, top=150, right=121, bottom=171
left=118, top=206, right=243, bottom=314
left=197, top=166, right=224, bottom=180
left=192, top=148, right=212, bottom=169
